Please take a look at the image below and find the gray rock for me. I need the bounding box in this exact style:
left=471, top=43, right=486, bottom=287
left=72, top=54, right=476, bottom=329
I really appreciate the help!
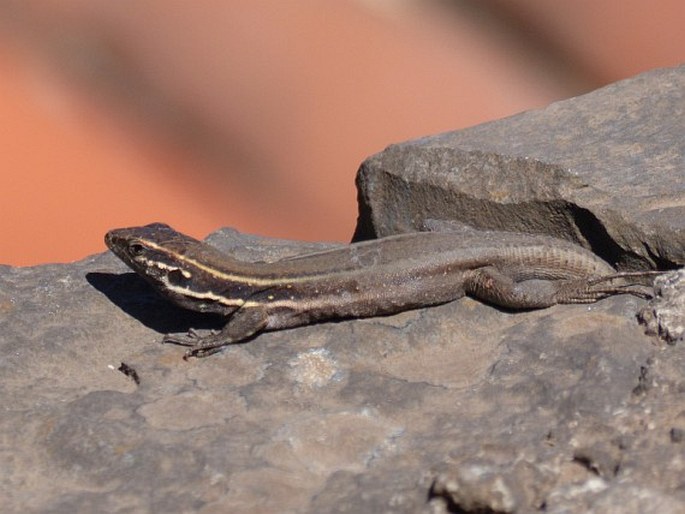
left=354, top=64, right=685, bottom=271
left=3, top=65, right=685, bottom=513
left=639, top=269, right=685, bottom=343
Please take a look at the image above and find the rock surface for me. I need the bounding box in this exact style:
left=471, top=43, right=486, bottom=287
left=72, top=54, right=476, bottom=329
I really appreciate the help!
left=3, top=65, right=685, bottom=513
left=639, top=269, right=685, bottom=344
left=355, top=64, right=685, bottom=272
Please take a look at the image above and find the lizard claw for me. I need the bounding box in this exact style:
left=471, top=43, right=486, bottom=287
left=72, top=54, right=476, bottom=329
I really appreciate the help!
left=183, top=345, right=225, bottom=360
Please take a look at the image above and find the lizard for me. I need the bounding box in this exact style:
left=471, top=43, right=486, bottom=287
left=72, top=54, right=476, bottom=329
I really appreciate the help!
left=105, top=222, right=662, bottom=358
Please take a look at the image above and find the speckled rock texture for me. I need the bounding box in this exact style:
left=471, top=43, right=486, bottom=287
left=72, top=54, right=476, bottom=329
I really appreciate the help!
left=639, top=269, right=685, bottom=344
left=2, top=65, right=685, bottom=513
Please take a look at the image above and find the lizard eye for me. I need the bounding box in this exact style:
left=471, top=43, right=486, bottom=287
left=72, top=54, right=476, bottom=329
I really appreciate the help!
left=128, top=243, right=144, bottom=257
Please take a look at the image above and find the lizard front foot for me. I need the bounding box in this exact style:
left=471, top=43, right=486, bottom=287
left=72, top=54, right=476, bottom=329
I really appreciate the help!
left=162, top=328, right=218, bottom=347
left=162, top=329, right=229, bottom=359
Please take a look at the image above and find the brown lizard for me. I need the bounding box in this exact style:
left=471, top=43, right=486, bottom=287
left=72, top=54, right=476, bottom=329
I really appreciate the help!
left=105, top=222, right=661, bottom=357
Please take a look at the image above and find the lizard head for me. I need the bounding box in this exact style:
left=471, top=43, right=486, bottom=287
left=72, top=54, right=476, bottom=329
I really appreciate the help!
left=105, top=223, right=239, bottom=314
left=105, top=223, right=189, bottom=280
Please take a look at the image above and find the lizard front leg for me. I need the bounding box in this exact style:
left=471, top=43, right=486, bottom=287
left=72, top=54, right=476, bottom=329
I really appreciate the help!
left=163, top=306, right=269, bottom=358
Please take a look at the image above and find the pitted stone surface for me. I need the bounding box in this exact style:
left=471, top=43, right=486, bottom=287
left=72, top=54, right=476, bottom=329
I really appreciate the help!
left=639, top=269, right=685, bottom=343
left=2, top=229, right=683, bottom=513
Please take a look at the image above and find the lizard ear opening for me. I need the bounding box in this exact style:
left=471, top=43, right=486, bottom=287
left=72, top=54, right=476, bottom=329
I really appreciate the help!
left=168, top=268, right=191, bottom=286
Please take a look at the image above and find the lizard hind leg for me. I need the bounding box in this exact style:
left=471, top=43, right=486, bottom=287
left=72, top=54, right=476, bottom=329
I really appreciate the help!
left=463, top=267, right=655, bottom=309
left=463, top=267, right=562, bottom=309
left=553, top=271, right=661, bottom=304
left=551, top=280, right=653, bottom=304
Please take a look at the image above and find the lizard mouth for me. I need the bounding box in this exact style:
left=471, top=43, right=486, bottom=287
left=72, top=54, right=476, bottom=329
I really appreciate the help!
left=104, top=230, right=119, bottom=250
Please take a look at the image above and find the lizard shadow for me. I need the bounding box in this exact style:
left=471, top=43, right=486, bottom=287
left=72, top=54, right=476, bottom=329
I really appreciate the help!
left=87, top=272, right=226, bottom=335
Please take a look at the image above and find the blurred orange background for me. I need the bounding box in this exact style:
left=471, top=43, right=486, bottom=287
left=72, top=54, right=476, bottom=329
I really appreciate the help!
left=1, top=0, right=684, bottom=265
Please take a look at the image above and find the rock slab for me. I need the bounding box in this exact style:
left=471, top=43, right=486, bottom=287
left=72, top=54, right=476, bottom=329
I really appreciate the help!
left=355, top=64, right=685, bottom=271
